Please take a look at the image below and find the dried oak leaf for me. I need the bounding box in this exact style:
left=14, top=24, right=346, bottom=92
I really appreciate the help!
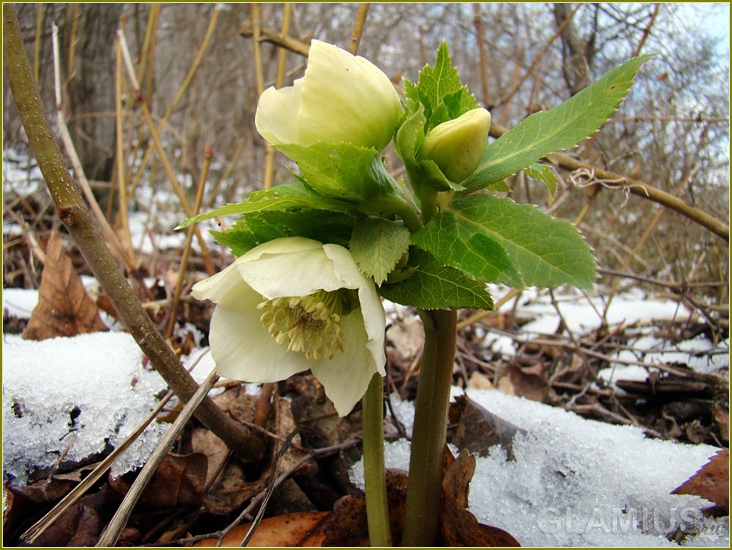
left=32, top=485, right=111, bottom=547
left=671, top=449, right=729, bottom=516
left=440, top=449, right=521, bottom=547
left=113, top=453, right=208, bottom=510
left=194, top=511, right=330, bottom=547
left=451, top=394, right=526, bottom=460
left=22, top=230, right=107, bottom=341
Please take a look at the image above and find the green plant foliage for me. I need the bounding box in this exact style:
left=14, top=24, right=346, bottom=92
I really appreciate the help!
left=176, top=182, right=346, bottom=229
left=350, top=217, right=411, bottom=286
left=411, top=194, right=597, bottom=290
left=379, top=248, right=494, bottom=310
left=462, top=54, right=654, bottom=194
left=211, top=207, right=356, bottom=256
left=523, top=163, right=558, bottom=198
left=403, top=41, right=479, bottom=129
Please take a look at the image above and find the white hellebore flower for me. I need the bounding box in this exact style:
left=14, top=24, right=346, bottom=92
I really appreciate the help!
left=255, top=40, right=402, bottom=152
left=191, top=237, right=386, bottom=416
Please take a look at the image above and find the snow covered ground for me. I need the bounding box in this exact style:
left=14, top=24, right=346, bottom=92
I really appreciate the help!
left=3, top=284, right=729, bottom=547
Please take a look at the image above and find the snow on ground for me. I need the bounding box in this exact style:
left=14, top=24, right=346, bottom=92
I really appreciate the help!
left=4, top=284, right=728, bottom=546
left=352, top=389, right=729, bottom=547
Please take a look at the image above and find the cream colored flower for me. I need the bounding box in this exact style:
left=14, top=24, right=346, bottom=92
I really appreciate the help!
left=191, top=237, right=386, bottom=416
left=420, top=108, right=491, bottom=182
left=255, top=40, right=402, bottom=152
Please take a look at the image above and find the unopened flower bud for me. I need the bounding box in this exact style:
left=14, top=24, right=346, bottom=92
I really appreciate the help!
left=419, top=108, right=491, bottom=183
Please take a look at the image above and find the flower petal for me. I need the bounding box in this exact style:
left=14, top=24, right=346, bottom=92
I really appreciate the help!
left=209, top=278, right=313, bottom=383
left=237, top=248, right=345, bottom=299
left=190, top=261, right=243, bottom=304
left=311, top=311, right=378, bottom=416
left=254, top=79, right=304, bottom=146
left=297, top=41, right=401, bottom=150
left=240, top=236, right=323, bottom=262
left=323, top=243, right=386, bottom=370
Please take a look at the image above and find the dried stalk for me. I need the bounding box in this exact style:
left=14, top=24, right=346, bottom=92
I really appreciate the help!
left=166, top=146, right=213, bottom=338
left=3, top=6, right=264, bottom=463
left=97, top=369, right=220, bottom=547
left=51, top=23, right=134, bottom=271
left=115, top=27, right=216, bottom=275
left=348, top=4, right=370, bottom=55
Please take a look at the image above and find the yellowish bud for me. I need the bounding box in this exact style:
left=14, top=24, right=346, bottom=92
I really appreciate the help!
left=420, top=108, right=491, bottom=182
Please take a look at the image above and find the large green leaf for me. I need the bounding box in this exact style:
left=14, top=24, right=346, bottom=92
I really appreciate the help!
left=379, top=248, right=494, bottom=310
left=411, top=194, right=597, bottom=290
left=349, top=217, right=411, bottom=286
left=462, top=54, right=653, bottom=193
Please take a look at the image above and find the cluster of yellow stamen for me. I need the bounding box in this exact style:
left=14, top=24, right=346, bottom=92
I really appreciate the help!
left=258, top=290, right=346, bottom=359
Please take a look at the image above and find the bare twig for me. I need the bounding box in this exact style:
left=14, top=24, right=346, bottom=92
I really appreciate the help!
left=115, top=27, right=216, bottom=275
left=348, top=4, right=371, bottom=55
left=166, top=146, right=213, bottom=338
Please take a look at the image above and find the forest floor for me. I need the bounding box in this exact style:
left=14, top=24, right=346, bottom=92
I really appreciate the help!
left=2, top=147, right=729, bottom=546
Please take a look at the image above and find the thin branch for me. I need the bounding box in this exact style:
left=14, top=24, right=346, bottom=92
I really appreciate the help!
left=488, top=121, right=728, bottom=241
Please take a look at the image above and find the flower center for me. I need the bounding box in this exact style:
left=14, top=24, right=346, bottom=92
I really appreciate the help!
left=257, top=289, right=355, bottom=360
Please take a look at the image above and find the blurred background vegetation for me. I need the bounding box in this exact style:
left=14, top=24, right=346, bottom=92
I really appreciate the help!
left=3, top=2, right=729, bottom=299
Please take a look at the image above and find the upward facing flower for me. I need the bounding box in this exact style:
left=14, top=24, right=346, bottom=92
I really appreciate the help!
left=255, top=40, right=402, bottom=152
left=191, top=237, right=386, bottom=416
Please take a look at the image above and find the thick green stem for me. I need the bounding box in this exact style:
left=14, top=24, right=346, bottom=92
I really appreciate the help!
left=3, top=7, right=264, bottom=461
left=362, top=372, right=392, bottom=546
left=402, top=308, right=457, bottom=546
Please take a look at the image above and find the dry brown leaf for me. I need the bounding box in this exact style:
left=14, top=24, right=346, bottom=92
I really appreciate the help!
left=671, top=449, right=729, bottom=516
left=112, top=453, right=208, bottom=510
left=496, top=363, right=549, bottom=402
left=22, top=230, right=107, bottom=340
left=203, top=463, right=268, bottom=515
left=191, top=427, right=231, bottom=489
left=451, top=394, right=525, bottom=459
left=322, top=469, right=408, bottom=546
left=194, top=511, right=330, bottom=546
left=31, top=485, right=111, bottom=547
left=386, top=315, right=425, bottom=367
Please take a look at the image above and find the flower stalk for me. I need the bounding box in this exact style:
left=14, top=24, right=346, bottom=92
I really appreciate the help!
left=402, top=308, right=458, bottom=546
left=362, top=372, right=392, bottom=546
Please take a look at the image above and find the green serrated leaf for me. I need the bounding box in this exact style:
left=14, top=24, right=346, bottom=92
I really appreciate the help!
left=176, top=182, right=344, bottom=229
left=212, top=208, right=356, bottom=256
left=524, top=163, right=558, bottom=198
left=210, top=220, right=258, bottom=256
left=379, top=248, right=494, bottom=310
left=408, top=41, right=478, bottom=129
left=349, top=218, right=411, bottom=285
left=462, top=54, right=653, bottom=193
left=411, top=194, right=597, bottom=290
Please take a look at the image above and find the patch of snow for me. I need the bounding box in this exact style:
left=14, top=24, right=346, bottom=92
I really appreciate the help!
left=351, top=389, right=728, bottom=547
left=2, top=288, right=39, bottom=319
left=2, top=332, right=170, bottom=485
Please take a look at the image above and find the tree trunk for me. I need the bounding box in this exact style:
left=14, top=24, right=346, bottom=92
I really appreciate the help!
left=62, top=4, right=124, bottom=184
left=553, top=3, right=596, bottom=96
